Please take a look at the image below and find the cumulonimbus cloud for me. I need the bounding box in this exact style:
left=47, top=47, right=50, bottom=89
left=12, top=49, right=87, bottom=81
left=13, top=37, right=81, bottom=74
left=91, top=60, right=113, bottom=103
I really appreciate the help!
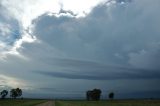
left=0, top=0, right=112, bottom=59
left=0, top=0, right=129, bottom=58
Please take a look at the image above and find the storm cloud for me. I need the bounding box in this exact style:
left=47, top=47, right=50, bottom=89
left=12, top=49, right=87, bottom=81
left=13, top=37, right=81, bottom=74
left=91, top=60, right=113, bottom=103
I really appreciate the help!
left=0, top=0, right=160, bottom=98
left=29, top=0, right=160, bottom=79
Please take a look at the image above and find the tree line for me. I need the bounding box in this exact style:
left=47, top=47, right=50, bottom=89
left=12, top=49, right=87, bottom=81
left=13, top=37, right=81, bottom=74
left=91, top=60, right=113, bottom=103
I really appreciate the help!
left=0, top=88, right=22, bottom=99
left=1, top=87, right=113, bottom=100
left=86, top=88, right=114, bottom=101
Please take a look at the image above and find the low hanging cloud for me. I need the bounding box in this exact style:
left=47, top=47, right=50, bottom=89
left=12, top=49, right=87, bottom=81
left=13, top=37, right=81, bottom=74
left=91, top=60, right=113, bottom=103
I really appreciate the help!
left=34, top=58, right=160, bottom=80
left=129, top=45, right=160, bottom=70
left=35, top=68, right=160, bottom=80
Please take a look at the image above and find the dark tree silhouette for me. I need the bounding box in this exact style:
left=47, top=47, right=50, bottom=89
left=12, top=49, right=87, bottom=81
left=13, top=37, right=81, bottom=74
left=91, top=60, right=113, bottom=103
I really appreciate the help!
left=108, top=92, right=114, bottom=100
left=86, top=90, right=92, bottom=100
left=86, top=89, right=101, bottom=101
left=0, top=90, right=8, bottom=99
left=91, top=89, right=102, bottom=100
left=10, top=88, right=22, bottom=99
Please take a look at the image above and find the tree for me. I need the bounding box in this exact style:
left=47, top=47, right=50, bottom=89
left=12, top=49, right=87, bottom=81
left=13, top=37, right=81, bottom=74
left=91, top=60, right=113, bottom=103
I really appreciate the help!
left=91, top=89, right=102, bottom=101
left=86, top=90, right=92, bottom=101
left=16, top=88, right=22, bottom=97
left=86, top=89, right=102, bottom=101
left=108, top=92, right=114, bottom=100
left=10, top=88, right=22, bottom=99
left=0, top=90, right=8, bottom=99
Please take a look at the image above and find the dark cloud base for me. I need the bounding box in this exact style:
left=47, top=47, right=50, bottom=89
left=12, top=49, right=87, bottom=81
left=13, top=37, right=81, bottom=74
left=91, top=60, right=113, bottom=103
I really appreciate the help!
left=34, top=68, right=160, bottom=80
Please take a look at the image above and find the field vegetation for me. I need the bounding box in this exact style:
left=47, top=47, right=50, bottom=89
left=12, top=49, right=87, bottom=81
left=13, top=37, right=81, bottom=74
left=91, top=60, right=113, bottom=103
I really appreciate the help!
left=0, top=99, right=47, bottom=106
left=55, top=100, right=160, bottom=106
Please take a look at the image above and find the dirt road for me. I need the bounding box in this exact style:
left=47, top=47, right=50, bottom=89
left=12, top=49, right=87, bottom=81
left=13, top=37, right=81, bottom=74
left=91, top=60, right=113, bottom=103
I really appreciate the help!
left=36, top=101, right=55, bottom=106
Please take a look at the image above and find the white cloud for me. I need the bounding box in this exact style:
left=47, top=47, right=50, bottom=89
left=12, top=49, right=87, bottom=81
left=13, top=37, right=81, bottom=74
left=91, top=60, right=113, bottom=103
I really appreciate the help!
left=0, top=23, right=11, bottom=37
left=0, top=0, right=109, bottom=59
left=2, top=0, right=61, bottom=28
left=1, top=0, right=107, bottom=29
left=0, top=74, right=27, bottom=89
left=60, top=0, right=106, bottom=15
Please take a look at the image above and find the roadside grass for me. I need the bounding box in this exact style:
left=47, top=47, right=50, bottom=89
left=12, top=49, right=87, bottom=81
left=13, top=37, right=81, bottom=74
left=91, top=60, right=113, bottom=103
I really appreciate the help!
left=0, top=99, right=47, bottom=106
left=55, top=100, right=160, bottom=106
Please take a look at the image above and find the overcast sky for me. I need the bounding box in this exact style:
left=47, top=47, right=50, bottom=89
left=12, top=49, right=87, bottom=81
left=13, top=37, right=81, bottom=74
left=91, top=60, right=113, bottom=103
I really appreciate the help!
left=0, top=0, right=160, bottom=99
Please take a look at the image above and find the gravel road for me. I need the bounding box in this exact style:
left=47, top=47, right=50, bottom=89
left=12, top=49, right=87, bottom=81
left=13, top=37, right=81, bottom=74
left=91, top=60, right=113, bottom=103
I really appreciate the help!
left=36, top=101, right=54, bottom=106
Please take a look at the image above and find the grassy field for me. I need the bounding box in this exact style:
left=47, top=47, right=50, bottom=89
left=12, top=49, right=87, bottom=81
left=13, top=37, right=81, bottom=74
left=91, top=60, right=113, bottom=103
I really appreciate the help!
left=0, top=99, right=47, bottom=106
left=55, top=100, right=160, bottom=106
left=1, top=99, right=160, bottom=106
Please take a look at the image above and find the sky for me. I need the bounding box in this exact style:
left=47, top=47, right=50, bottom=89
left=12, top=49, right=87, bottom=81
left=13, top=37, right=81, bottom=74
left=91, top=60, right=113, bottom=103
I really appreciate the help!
left=0, top=0, right=160, bottom=99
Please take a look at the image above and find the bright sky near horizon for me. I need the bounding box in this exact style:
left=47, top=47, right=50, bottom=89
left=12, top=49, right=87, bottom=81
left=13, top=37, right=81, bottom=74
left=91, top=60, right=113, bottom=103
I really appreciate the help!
left=0, top=0, right=160, bottom=99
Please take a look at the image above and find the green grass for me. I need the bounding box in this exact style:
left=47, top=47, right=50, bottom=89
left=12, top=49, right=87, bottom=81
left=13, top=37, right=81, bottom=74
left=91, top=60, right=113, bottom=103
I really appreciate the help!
left=1, top=99, right=160, bottom=106
left=55, top=100, right=160, bottom=106
left=0, top=99, right=47, bottom=106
